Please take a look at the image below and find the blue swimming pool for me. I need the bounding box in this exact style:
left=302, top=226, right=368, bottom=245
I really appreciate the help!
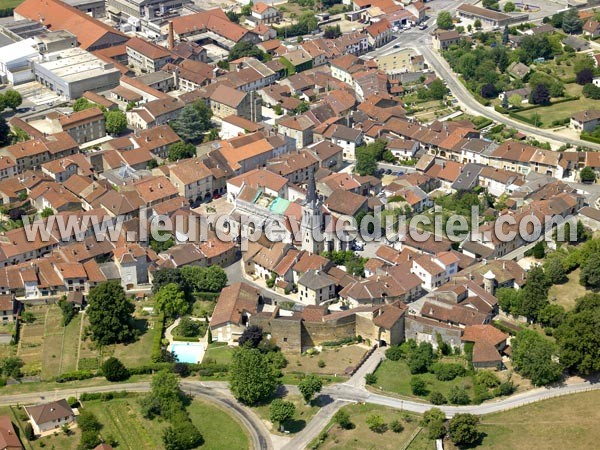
left=170, top=342, right=205, bottom=363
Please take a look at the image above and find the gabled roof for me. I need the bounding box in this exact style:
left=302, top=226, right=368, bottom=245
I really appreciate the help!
left=25, top=399, right=73, bottom=425
left=210, top=282, right=261, bottom=328
left=15, top=0, right=128, bottom=50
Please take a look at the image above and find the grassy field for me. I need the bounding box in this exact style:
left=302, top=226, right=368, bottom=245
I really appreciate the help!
left=0, top=0, right=22, bottom=9
left=319, top=403, right=424, bottom=450
left=12, top=304, right=160, bottom=380
left=252, top=394, right=319, bottom=434
left=478, top=391, right=600, bottom=449
left=518, top=85, right=600, bottom=128
left=0, top=395, right=249, bottom=450
left=284, top=344, right=368, bottom=376
left=203, top=343, right=235, bottom=365
left=373, top=359, right=474, bottom=400
left=548, top=268, right=588, bottom=311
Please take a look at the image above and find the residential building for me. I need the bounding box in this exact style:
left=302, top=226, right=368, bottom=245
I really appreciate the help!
left=251, top=2, right=281, bottom=24
left=126, top=37, right=173, bottom=73
left=365, top=19, right=394, bottom=49
left=433, top=30, right=461, bottom=51
left=106, top=0, right=183, bottom=21
left=571, top=110, right=600, bottom=133
left=127, top=97, right=184, bottom=129
left=25, top=400, right=75, bottom=435
left=209, top=282, right=262, bottom=344
left=209, top=85, right=261, bottom=122
left=0, top=416, right=23, bottom=449
left=298, top=269, right=337, bottom=305
left=58, top=107, right=106, bottom=144
left=277, top=115, right=315, bottom=149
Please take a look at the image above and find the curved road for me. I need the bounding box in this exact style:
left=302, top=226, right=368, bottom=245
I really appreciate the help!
left=416, top=44, right=600, bottom=151
left=3, top=356, right=600, bottom=450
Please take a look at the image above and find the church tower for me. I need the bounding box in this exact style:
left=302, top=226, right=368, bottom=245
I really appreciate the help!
left=301, top=169, right=323, bottom=254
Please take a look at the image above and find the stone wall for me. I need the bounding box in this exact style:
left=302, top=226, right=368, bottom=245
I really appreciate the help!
left=404, top=316, right=462, bottom=350
left=302, top=315, right=355, bottom=349
left=250, top=315, right=303, bottom=354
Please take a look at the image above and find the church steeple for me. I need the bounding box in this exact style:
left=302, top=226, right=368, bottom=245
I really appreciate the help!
left=300, top=167, right=323, bottom=254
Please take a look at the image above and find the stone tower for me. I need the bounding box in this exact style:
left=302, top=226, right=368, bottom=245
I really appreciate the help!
left=300, top=168, right=323, bottom=254
left=483, top=269, right=497, bottom=296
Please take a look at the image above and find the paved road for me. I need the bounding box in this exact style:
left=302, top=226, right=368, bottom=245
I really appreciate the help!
left=416, top=44, right=600, bottom=151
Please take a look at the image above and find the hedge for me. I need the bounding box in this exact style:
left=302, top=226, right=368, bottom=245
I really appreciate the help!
left=488, top=124, right=505, bottom=134
left=509, top=111, right=538, bottom=126
left=56, top=370, right=96, bottom=383
left=80, top=391, right=131, bottom=401
left=127, top=362, right=175, bottom=375
left=0, top=8, right=14, bottom=18
left=492, top=320, right=523, bottom=336
left=494, top=105, right=508, bottom=114
left=581, top=133, right=600, bottom=144
left=151, top=312, right=166, bottom=363
left=472, top=117, right=493, bottom=130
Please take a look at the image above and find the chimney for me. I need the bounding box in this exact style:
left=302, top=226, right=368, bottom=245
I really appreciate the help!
left=168, top=21, right=175, bottom=50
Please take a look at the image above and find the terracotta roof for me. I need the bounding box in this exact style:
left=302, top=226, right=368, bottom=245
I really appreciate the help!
left=253, top=1, right=273, bottom=14
left=472, top=341, right=502, bottom=363
left=210, top=282, right=261, bottom=328
left=372, top=303, right=407, bottom=329
left=15, top=0, right=128, bottom=50
left=59, top=107, right=104, bottom=128
left=127, top=37, right=172, bottom=60
left=462, top=324, right=508, bottom=346
left=0, top=415, right=21, bottom=450
left=324, top=190, right=367, bottom=216
left=210, top=85, right=246, bottom=108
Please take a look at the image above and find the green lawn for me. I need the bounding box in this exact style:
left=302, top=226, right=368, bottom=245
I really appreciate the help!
left=84, top=397, right=167, bottom=449
left=548, top=268, right=588, bottom=311
left=373, top=359, right=474, bottom=401
left=0, top=0, right=22, bottom=10
left=518, top=85, right=600, bottom=128
left=478, top=391, right=600, bottom=449
left=187, top=399, right=249, bottom=450
left=252, top=394, right=320, bottom=434
left=203, top=343, right=234, bottom=365
left=318, top=403, right=424, bottom=450
left=82, top=396, right=249, bottom=450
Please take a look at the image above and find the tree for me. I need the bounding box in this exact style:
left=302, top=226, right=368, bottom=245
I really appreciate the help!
left=504, top=2, right=515, bottom=12
left=155, top=283, right=188, bottom=318
left=426, top=389, right=447, bottom=405
left=58, top=298, right=76, bottom=326
left=508, top=94, right=523, bottom=107
left=78, top=410, right=101, bottom=434
left=141, top=369, right=186, bottom=420
left=580, top=253, right=600, bottom=288
left=520, top=265, right=550, bottom=321
left=385, top=346, right=403, bottom=361
left=229, top=41, right=266, bottom=61
left=428, top=79, right=449, bottom=100
left=102, top=357, right=129, bottom=382
left=323, top=24, right=342, bottom=39
left=530, top=83, right=550, bottom=106
left=512, top=329, right=562, bottom=386
left=239, top=325, right=263, bottom=348
left=449, top=414, right=480, bottom=447
left=162, top=420, right=203, bottom=450
left=354, top=146, right=378, bottom=176
left=72, top=97, right=95, bottom=112
left=562, top=7, right=583, bottom=34
left=24, top=422, right=34, bottom=441
left=502, top=25, right=509, bottom=44
left=365, top=372, right=377, bottom=385
left=574, top=54, right=595, bottom=75
left=269, top=399, right=295, bottom=429
left=437, top=11, right=453, bottom=30
left=580, top=166, right=597, bottom=183
left=531, top=241, right=545, bottom=259
left=555, top=293, right=600, bottom=375
left=576, top=68, right=594, bottom=85
left=168, top=142, right=196, bottom=161
left=334, top=409, right=353, bottom=429
left=298, top=374, right=323, bottom=404
left=226, top=10, right=239, bottom=23
left=86, top=281, right=135, bottom=345
left=2, top=90, right=22, bottom=110
left=0, top=117, right=10, bottom=147
left=366, top=414, right=386, bottom=433
left=544, top=257, right=567, bottom=285
left=447, top=386, right=470, bottom=405
left=474, top=18, right=482, bottom=29
left=177, top=317, right=200, bottom=337
left=537, top=303, right=565, bottom=329
left=229, top=347, right=278, bottom=405
left=0, top=357, right=23, bottom=378
left=583, top=83, right=600, bottom=99
left=172, top=101, right=212, bottom=142
left=407, top=342, right=437, bottom=374
left=480, top=83, right=497, bottom=99
left=421, top=408, right=446, bottom=440
left=410, top=376, right=428, bottom=395
left=152, top=268, right=183, bottom=293
left=105, top=110, right=127, bottom=135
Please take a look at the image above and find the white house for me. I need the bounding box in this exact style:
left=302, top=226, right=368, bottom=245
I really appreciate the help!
left=25, top=400, right=75, bottom=435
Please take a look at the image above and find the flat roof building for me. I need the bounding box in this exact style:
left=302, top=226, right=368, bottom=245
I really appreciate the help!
left=32, top=47, right=121, bottom=100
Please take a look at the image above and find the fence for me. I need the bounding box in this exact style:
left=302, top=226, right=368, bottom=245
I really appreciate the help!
left=348, top=344, right=377, bottom=377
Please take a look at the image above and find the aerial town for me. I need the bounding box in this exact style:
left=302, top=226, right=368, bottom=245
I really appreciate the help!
left=0, top=0, right=599, bottom=448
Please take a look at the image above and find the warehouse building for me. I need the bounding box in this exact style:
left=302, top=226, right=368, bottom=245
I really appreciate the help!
left=32, top=48, right=121, bottom=100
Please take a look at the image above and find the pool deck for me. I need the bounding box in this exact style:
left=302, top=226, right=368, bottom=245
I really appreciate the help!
left=165, top=317, right=208, bottom=363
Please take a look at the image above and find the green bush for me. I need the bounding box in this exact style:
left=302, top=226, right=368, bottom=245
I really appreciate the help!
left=385, top=346, right=403, bottom=361
left=429, top=391, right=447, bottom=405
left=431, top=363, right=467, bottom=381
left=55, top=370, right=95, bottom=382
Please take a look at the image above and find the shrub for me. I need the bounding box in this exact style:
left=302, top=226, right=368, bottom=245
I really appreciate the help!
left=390, top=419, right=404, bottom=433
left=432, top=363, right=466, bottom=381
left=334, top=409, right=353, bottom=429
left=385, top=346, right=403, bottom=361
left=317, top=359, right=326, bottom=368
left=365, top=372, right=377, bottom=385
left=102, top=357, right=129, bottom=382
left=448, top=386, right=471, bottom=405
left=429, top=391, right=447, bottom=405
left=24, top=422, right=34, bottom=441
left=410, top=376, right=428, bottom=396
left=366, top=414, right=386, bottom=433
